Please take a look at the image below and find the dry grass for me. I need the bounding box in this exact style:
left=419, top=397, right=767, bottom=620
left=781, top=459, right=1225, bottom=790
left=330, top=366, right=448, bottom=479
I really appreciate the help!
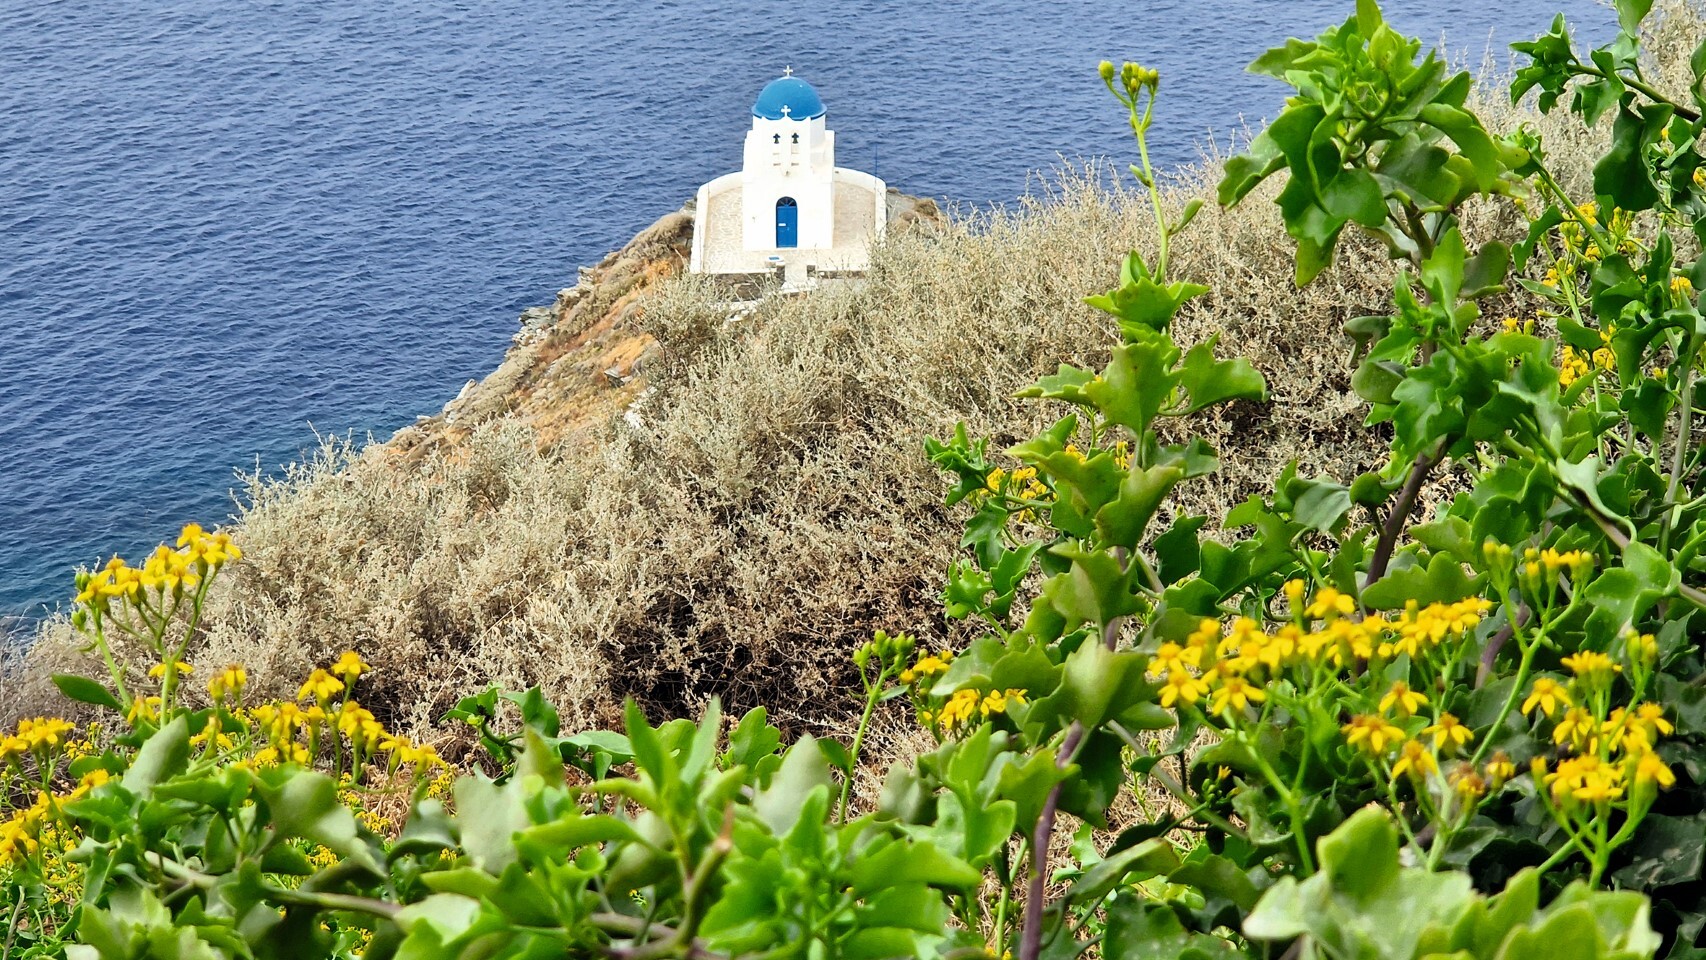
left=9, top=3, right=1702, bottom=746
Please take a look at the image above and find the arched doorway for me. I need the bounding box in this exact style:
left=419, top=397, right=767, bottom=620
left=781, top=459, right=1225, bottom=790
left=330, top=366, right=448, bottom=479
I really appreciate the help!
left=775, top=197, right=798, bottom=248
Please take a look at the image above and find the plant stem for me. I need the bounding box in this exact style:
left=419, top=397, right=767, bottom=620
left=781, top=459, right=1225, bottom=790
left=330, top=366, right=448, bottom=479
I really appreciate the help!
left=1476, top=603, right=1530, bottom=688
left=1019, top=723, right=1085, bottom=960
left=1469, top=638, right=1540, bottom=768
left=3, top=888, right=23, bottom=960
left=1244, top=732, right=1316, bottom=875
left=1367, top=444, right=1443, bottom=588
left=839, top=670, right=885, bottom=819
left=1563, top=64, right=1701, bottom=121
left=1659, top=330, right=1700, bottom=554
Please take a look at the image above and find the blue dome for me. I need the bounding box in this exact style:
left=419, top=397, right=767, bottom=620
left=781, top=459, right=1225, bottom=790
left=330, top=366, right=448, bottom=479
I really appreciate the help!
left=752, top=76, right=825, bottom=120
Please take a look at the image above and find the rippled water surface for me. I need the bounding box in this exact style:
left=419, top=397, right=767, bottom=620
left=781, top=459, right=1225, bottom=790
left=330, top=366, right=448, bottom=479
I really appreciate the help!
left=1, top=0, right=1614, bottom=618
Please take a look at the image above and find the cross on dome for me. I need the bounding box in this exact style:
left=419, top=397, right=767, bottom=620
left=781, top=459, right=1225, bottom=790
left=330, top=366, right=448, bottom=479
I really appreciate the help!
left=780, top=104, right=791, bottom=117
left=783, top=65, right=794, bottom=77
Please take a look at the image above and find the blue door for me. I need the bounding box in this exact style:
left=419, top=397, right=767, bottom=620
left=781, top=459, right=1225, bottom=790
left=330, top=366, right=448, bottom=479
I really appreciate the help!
left=775, top=197, right=798, bottom=248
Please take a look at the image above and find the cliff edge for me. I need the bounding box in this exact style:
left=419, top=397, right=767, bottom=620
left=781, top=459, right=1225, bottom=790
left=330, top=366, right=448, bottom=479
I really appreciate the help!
left=383, top=191, right=944, bottom=463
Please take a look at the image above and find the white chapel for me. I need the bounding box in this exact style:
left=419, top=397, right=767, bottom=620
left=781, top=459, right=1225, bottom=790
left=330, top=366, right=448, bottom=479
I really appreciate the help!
left=690, top=70, right=887, bottom=280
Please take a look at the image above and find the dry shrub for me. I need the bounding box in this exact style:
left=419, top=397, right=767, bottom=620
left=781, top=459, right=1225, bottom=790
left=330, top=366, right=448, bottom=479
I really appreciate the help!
left=10, top=4, right=1702, bottom=740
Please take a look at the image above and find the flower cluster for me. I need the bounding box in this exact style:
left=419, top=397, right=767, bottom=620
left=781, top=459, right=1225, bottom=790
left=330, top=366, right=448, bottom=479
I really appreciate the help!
left=926, top=687, right=1027, bottom=733
left=227, top=653, right=440, bottom=775
left=1145, top=588, right=1491, bottom=723
left=1524, top=662, right=1676, bottom=811
left=0, top=769, right=110, bottom=867
left=72, top=522, right=240, bottom=609
left=0, top=717, right=77, bottom=770
left=898, top=648, right=1028, bottom=735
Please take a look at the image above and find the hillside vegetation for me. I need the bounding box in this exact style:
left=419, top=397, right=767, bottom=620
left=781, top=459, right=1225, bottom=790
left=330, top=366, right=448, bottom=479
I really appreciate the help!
left=8, top=4, right=1694, bottom=742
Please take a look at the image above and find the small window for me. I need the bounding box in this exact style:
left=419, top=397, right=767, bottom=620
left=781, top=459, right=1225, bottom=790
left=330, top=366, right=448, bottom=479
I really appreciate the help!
left=791, top=132, right=800, bottom=144
left=773, top=133, right=780, bottom=144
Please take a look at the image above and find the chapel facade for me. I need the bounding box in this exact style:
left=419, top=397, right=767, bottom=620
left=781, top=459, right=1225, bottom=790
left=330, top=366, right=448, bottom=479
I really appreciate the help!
left=690, top=71, right=887, bottom=280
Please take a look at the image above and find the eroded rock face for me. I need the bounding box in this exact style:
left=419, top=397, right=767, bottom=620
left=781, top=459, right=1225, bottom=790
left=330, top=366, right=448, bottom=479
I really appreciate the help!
left=382, top=195, right=944, bottom=465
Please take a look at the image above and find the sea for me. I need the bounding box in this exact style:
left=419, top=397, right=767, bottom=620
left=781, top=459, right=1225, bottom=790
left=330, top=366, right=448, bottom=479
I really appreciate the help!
left=1, top=0, right=1615, bottom=625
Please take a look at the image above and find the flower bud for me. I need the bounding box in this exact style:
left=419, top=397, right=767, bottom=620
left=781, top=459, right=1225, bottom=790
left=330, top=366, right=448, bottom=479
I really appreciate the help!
left=1098, top=61, right=1116, bottom=83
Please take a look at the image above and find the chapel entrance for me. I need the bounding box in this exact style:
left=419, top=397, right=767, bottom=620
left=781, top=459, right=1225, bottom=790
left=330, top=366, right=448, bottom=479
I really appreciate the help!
left=775, top=197, right=798, bottom=248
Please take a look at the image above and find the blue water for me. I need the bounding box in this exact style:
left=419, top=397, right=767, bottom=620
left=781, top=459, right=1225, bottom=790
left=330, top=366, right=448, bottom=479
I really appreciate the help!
left=1, top=0, right=1614, bottom=620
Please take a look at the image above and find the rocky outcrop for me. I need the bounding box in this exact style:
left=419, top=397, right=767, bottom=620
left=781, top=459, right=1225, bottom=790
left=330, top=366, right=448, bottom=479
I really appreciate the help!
left=383, top=209, right=693, bottom=462
left=383, top=192, right=943, bottom=463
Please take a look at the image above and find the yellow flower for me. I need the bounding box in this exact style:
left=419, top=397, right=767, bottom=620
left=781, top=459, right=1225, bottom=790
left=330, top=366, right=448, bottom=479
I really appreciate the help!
left=147, top=660, right=194, bottom=679
left=1391, top=740, right=1437, bottom=780
left=900, top=650, right=954, bottom=685
left=1553, top=706, right=1598, bottom=749
left=125, top=696, right=163, bottom=726
left=207, top=665, right=247, bottom=702
left=331, top=651, right=371, bottom=683
left=1208, top=675, right=1266, bottom=717
left=1486, top=751, right=1516, bottom=787
left=1632, top=751, right=1676, bottom=789
left=1379, top=681, right=1428, bottom=719
left=1633, top=703, right=1673, bottom=740
left=1423, top=713, right=1473, bottom=753
left=1449, top=764, right=1487, bottom=802
left=1521, top=677, right=1570, bottom=717
left=1283, top=579, right=1306, bottom=611
left=178, top=523, right=241, bottom=567
left=980, top=688, right=1026, bottom=717
left=936, top=689, right=983, bottom=732
left=1671, top=275, right=1694, bottom=298
left=1305, top=587, right=1356, bottom=621
left=1158, top=670, right=1211, bottom=709
left=1560, top=650, right=1621, bottom=687
left=297, top=669, right=345, bottom=705
left=1146, top=641, right=1202, bottom=679
left=1547, top=756, right=1624, bottom=805
left=1186, top=618, right=1222, bottom=652
left=1342, top=714, right=1406, bottom=755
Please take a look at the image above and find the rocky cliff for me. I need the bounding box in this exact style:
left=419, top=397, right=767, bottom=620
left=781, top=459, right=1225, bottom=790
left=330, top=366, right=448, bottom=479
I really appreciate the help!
left=383, top=192, right=943, bottom=463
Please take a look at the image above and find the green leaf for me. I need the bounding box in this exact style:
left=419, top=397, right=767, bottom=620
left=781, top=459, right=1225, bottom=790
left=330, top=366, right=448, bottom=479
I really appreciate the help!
left=1220, top=133, right=1286, bottom=208
left=1084, top=340, right=1179, bottom=437
left=452, top=775, right=529, bottom=874
left=1616, top=0, right=1655, bottom=32
left=1066, top=838, right=1181, bottom=906
left=1154, top=515, right=1206, bottom=584
left=1036, top=546, right=1145, bottom=632
left=848, top=839, right=981, bottom=894
left=1286, top=477, right=1353, bottom=534
left=260, top=771, right=361, bottom=857
left=1242, top=876, right=1309, bottom=940
left=1321, top=169, right=1387, bottom=228
left=1107, top=901, right=1232, bottom=960
left=1593, top=104, right=1664, bottom=212
left=53, top=674, right=123, bottom=712
left=391, top=799, right=459, bottom=862
left=1095, top=465, right=1185, bottom=550
left=1361, top=552, right=1477, bottom=609
left=122, top=716, right=190, bottom=793
left=1027, top=641, right=1154, bottom=732
left=1419, top=103, right=1505, bottom=193
left=1175, top=339, right=1269, bottom=413
left=1319, top=807, right=1399, bottom=900
left=623, top=699, right=673, bottom=788
left=754, top=736, right=831, bottom=835
left=1018, top=364, right=1098, bottom=405
left=1611, top=813, right=1706, bottom=889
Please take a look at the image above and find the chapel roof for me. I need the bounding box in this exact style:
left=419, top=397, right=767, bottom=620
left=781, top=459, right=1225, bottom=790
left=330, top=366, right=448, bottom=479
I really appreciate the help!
left=752, top=75, right=826, bottom=121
